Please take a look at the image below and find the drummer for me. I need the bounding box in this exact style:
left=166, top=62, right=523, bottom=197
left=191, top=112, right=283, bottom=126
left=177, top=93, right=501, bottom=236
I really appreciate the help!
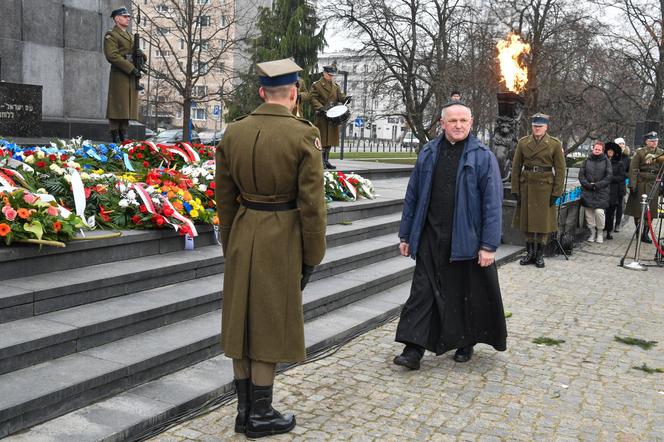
left=311, top=63, right=351, bottom=169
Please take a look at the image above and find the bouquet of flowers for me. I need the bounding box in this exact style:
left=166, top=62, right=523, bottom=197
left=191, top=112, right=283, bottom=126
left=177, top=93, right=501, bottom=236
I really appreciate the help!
left=0, top=188, right=86, bottom=246
left=324, top=171, right=375, bottom=202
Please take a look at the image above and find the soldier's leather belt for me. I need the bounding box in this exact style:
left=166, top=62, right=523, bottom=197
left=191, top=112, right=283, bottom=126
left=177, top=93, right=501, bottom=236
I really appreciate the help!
left=523, top=165, right=552, bottom=172
left=240, top=197, right=297, bottom=212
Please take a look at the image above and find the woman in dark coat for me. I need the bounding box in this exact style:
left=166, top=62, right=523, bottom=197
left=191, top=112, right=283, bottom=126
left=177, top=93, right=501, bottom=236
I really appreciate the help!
left=604, top=142, right=626, bottom=239
left=579, top=140, right=612, bottom=243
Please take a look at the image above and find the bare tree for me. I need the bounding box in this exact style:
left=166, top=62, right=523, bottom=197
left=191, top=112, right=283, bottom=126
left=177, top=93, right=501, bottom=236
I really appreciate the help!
left=134, top=0, right=244, bottom=140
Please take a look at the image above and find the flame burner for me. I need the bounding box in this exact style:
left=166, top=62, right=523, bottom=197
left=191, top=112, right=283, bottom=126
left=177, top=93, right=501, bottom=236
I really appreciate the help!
left=491, top=91, right=525, bottom=183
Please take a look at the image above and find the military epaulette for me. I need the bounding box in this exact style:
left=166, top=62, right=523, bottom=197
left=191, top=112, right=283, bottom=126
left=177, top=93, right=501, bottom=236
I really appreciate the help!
left=295, top=116, right=315, bottom=127
left=232, top=115, right=248, bottom=122
left=518, top=135, right=530, bottom=142
left=549, top=135, right=562, bottom=143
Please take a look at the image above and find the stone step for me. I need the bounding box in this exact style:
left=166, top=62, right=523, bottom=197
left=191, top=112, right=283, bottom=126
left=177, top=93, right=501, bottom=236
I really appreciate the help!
left=0, top=245, right=523, bottom=439
left=0, top=258, right=414, bottom=438
left=0, top=236, right=404, bottom=374
left=3, top=283, right=412, bottom=442
left=0, top=218, right=401, bottom=324
left=1, top=181, right=405, bottom=280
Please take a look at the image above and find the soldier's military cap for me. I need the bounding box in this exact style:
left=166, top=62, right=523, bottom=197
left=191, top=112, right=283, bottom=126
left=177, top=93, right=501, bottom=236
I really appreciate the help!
left=256, top=58, right=302, bottom=87
left=323, top=65, right=337, bottom=74
left=644, top=131, right=659, bottom=140
left=531, top=113, right=550, bottom=126
left=111, top=6, right=130, bottom=18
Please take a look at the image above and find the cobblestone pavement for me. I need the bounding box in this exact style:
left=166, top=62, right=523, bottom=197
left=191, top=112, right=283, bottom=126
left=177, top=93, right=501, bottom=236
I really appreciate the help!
left=153, top=227, right=664, bottom=441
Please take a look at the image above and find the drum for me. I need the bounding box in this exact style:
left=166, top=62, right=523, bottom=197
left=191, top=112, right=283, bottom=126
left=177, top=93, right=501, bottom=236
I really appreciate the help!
left=325, top=104, right=351, bottom=125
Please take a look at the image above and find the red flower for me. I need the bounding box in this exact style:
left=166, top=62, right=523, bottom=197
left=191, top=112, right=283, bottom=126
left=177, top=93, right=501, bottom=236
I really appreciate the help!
left=60, top=154, right=68, bottom=161
left=131, top=215, right=142, bottom=224
left=209, top=182, right=216, bottom=189
left=179, top=224, right=192, bottom=236
left=52, top=221, right=62, bottom=232
left=140, top=145, right=146, bottom=151
left=205, top=189, right=214, bottom=197
left=84, top=187, right=92, bottom=198
left=143, top=161, right=149, bottom=167
left=154, top=215, right=165, bottom=226
left=49, top=154, right=57, bottom=161
left=36, top=161, right=46, bottom=168
left=139, top=204, right=147, bottom=213
left=163, top=206, right=174, bottom=216
left=99, top=205, right=111, bottom=222
left=136, top=153, right=143, bottom=159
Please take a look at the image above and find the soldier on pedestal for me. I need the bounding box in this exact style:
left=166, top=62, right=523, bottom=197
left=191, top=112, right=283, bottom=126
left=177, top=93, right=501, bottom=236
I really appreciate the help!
left=103, top=7, right=145, bottom=144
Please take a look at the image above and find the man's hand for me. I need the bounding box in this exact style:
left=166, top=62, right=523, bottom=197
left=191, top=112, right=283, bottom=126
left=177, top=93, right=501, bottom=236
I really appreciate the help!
left=478, top=249, right=496, bottom=267
left=399, top=241, right=410, bottom=257
left=131, top=68, right=142, bottom=79
left=301, top=264, right=314, bottom=291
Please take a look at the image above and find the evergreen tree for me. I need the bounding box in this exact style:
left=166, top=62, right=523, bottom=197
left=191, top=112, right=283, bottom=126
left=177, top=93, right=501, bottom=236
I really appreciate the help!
left=226, top=0, right=326, bottom=121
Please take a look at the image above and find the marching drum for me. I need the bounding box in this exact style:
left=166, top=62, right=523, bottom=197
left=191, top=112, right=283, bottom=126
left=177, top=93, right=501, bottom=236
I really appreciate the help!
left=325, top=104, right=351, bottom=125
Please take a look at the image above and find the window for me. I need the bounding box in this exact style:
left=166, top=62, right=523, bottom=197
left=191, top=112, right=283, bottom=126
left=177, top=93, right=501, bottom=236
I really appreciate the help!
left=157, top=26, right=170, bottom=36
left=218, top=62, right=226, bottom=74
left=158, top=49, right=171, bottom=58
left=193, top=61, right=209, bottom=74
left=140, top=38, right=147, bottom=50
left=220, top=15, right=227, bottom=27
left=180, top=38, right=185, bottom=50
left=191, top=106, right=206, bottom=121
left=194, top=40, right=209, bottom=51
left=156, top=4, right=170, bottom=13
left=197, top=0, right=209, bottom=4
left=197, top=15, right=211, bottom=26
left=193, top=85, right=208, bottom=97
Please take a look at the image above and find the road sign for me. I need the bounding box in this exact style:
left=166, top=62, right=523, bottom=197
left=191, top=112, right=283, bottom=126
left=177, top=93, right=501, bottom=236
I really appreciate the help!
left=354, top=116, right=364, bottom=128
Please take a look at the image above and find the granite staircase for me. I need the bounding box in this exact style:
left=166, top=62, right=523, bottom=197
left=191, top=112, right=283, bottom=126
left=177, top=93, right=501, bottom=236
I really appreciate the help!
left=0, top=167, right=521, bottom=441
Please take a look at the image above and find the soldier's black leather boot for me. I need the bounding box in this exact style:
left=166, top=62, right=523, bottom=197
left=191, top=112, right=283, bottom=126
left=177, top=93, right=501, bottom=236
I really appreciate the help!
left=234, top=378, right=250, bottom=433
left=118, top=129, right=127, bottom=143
left=246, top=383, right=296, bottom=439
left=519, top=242, right=535, bottom=265
left=535, top=243, right=545, bottom=268
left=110, top=130, right=120, bottom=145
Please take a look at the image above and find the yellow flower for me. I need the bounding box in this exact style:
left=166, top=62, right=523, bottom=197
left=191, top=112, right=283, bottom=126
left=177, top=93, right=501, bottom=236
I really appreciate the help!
left=190, top=209, right=199, bottom=218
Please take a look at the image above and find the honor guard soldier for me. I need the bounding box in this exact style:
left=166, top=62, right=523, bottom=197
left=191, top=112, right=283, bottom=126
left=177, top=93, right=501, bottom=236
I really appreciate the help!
left=624, top=131, right=664, bottom=243
left=310, top=64, right=350, bottom=169
left=215, top=58, right=327, bottom=438
left=511, top=113, right=566, bottom=268
left=104, top=6, right=145, bottom=144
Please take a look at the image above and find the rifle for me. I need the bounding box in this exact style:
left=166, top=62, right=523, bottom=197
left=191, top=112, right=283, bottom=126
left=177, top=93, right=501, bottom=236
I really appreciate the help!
left=133, top=7, right=145, bottom=91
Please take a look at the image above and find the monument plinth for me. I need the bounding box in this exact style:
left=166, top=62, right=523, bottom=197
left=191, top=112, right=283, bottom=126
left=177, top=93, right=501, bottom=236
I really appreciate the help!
left=0, top=82, right=42, bottom=137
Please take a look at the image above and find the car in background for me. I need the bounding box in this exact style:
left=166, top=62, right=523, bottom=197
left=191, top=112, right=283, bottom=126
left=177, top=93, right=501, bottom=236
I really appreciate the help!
left=144, top=128, right=156, bottom=139
left=199, top=130, right=225, bottom=146
left=149, top=129, right=201, bottom=144
left=401, top=131, right=420, bottom=151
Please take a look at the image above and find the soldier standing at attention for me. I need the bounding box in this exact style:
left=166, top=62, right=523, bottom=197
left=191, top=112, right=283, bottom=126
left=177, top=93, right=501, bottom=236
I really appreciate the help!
left=104, top=6, right=144, bottom=144
left=510, top=113, right=566, bottom=268
left=624, top=131, right=664, bottom=244
left=215, top=58, right=327, bottom=438
left=310, top=64, right=349, bottom=169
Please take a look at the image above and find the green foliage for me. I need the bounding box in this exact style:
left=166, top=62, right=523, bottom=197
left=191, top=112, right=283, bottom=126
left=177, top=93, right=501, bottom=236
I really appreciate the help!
left=614, top=336, right=658, bottom=350
left=225, top=0, right=326, bottom=121
left=632, top=363, right=663, bottom=374
left=532, top=337, right=565, bottom=346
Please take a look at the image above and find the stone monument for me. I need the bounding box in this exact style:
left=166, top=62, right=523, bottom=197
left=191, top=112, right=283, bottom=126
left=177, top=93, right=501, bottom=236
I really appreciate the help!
left=0, top=0, right=144, bottom=141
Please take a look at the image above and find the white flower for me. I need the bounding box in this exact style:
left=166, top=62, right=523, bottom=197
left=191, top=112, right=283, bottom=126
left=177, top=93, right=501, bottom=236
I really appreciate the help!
left=205, top=174, right=214, bottom=180
left=192, top=177, right=199, bottom=184
left=64, top=175, right=72, bottom=183
left=24, top=155, right=35, bottom=164
left=118, top=199, right=129, bottom=208
left=198, top=184, right=207, bottom=192
left=36, top=151, right=45, bottom=159
left=126, top=190, right=137, bottom=200
left=80, top=172, right=90, bottom=180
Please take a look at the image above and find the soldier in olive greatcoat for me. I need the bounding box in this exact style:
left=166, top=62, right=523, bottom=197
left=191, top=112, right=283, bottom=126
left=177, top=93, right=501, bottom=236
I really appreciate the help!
left=310, top=64, right=349, bottom=169
left=215, top=58, right=327, bottom=439
left=624, top=131, right=664, bottom=243
left=104, top=7, right=145, bottom=144
left=511, top=113, right=566, bottom=268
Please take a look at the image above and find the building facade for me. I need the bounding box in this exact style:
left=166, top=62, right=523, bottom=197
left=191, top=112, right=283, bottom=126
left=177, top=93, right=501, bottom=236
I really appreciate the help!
left=138, top=0, right=235, bottom=133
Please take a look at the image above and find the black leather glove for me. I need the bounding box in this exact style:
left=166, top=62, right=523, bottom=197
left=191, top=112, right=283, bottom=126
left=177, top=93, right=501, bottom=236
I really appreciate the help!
left=132, top=68, right=142, bottom=79
left=512, top=193, right=520, bottom=203
left=301, top=264, right=314, bottom=291
left=345, top=95, right=353, bottom=102
left=550, top=195, right=557, bottom=207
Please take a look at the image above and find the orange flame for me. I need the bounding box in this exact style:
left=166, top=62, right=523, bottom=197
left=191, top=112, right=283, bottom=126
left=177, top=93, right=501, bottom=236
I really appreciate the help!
left=496, top=32, right=530, bottom=93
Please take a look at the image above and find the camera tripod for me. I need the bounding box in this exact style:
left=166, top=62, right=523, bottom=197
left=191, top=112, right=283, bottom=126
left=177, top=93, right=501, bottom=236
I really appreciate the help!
left=620, top=160, right=664, bottom=270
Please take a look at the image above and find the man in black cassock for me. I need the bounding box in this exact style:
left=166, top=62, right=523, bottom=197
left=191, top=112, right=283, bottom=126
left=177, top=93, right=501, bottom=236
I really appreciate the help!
left=393, top=101, right=507, bottom=370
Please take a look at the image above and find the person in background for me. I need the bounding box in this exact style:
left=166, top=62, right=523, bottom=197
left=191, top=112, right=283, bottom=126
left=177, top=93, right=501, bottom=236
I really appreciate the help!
left=603, top=142, right=626, bottom=240
left=614, top=137, right=630, bottom=231
left=579, top=140, right=612, bottom=243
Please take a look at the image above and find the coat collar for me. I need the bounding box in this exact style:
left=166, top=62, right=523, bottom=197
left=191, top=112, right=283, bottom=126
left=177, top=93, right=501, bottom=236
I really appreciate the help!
left=113, top=26, right=132, bottom=43
left=527, top=132, right=552, bottom=155
left=251, top=102, right=295, bottom=117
